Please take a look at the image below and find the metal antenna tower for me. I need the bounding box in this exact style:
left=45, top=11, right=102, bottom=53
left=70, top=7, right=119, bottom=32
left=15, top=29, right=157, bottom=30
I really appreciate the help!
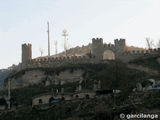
left=47, top=21, right=50, bottom=57
left=62, top=29, right=68, bottom=56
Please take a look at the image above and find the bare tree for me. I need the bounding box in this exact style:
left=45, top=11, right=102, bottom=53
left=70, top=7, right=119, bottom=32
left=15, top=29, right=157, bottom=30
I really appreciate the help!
left=67, top=38, right=71, bottom=50
left=146, top=37, right=154, bottom=49
left=39, top=48, right=44, bottom=57
left=157, top=40, right=160, bottom=48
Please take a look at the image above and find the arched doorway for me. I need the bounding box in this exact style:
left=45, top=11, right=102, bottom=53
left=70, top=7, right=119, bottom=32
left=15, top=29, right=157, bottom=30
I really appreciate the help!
left=103, top=50, right=115, bottom=60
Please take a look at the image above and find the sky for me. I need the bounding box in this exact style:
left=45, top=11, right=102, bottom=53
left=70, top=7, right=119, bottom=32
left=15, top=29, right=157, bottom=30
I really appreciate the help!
left=0, top=0, right=160, bottom=69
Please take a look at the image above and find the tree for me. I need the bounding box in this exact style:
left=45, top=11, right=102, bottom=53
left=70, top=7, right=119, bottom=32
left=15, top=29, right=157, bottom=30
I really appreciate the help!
left=146, top=37, right=154, bottom=49
left=157, top=40, right=160, bottom=48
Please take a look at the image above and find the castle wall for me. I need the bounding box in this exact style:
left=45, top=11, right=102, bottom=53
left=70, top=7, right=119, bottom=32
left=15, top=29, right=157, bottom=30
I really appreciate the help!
left=103, top=43, right=115, bottom=52
left=119, top=49, right=160, bottom=62
left=19, top=38, right=160, bottom=71
left=19, top=55, right=103, bottom=70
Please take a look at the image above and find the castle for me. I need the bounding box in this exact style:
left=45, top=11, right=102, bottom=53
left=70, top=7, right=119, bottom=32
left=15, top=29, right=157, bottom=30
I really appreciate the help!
left=20, top=38, right=160, bottom=70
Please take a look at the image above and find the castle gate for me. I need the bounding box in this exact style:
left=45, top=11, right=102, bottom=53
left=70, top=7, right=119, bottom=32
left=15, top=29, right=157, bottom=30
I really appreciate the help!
left=103, top=50, right=115, bottom=60
left=92, top=38, right=126, bottom=61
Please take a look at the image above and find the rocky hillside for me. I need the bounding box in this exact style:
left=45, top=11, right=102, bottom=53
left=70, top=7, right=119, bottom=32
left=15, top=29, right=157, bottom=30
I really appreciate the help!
left=4, top=60, right=151, bottom=90
left=0, top=69, right=11, bottom=90
left=2, top=61, right=155, bottom=106
left=4, top=68, right=84, bottom=90
left=1, top=56, right=160, bottom=120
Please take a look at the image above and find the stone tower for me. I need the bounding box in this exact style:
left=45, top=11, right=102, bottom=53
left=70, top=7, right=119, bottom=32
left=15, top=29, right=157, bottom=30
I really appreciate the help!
left=92, top=38, right=104, bottom=60
left=114, top=38, right=126, bottom=54
left=22, top=43, right=32, bottom=63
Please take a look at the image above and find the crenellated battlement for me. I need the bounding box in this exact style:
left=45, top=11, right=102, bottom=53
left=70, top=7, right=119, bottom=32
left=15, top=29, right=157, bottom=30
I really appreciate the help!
left=127, top=48, right=160, bottom=55
left=19, top=55, right=103, bottom=70
left=104, top=43, right=115, bottom=48
left=22, top=43, right=32, bottom=47
left=92, top=38, right=103, bottom=44
left=114, top=38, right=126, bottom=47
left=114, top=38, right=125, bottom=43
left=113, top=48, right=160, bottom=62
left=30, top=55, right=88, bottom=63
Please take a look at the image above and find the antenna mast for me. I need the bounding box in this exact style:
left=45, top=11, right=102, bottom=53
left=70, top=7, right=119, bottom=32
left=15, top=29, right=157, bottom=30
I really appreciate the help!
left=62, top=29, right=68, bottom=56
left=47, top=21, right=50, bottom=57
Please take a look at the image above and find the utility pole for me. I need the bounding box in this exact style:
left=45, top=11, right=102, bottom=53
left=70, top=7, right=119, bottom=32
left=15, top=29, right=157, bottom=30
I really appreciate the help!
left=8, top=78, right=11, bottom=109
left=47, top=21, right=50, bottom=57
left=62, top=29, right=68, bottom=56
left=54, top=40, right=58, bottom=56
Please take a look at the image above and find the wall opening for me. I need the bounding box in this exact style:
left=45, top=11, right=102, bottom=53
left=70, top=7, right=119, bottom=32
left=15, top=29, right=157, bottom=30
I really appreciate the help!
left=103, top=50, right=115, bottom=60
left=38, top=99, right=42, bottom=104
left=61, top=97, right=65, bottom=100
left=85, top=94, right=90, bottom=99
left=49, top=97, right=55, bottom=104
left=75, top=95, right=79, bottom=98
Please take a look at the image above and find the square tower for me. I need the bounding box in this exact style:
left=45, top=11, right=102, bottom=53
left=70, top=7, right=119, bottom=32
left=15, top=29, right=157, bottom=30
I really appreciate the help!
left=92, top=38, right=104, bottom=60
left=114, top=38, right=126, bottom=54
left=22, top=43, right=32, bottom=63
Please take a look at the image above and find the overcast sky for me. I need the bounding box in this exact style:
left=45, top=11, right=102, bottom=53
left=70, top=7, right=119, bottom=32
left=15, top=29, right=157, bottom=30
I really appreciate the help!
left=0, top=0, right=160, bottom=69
